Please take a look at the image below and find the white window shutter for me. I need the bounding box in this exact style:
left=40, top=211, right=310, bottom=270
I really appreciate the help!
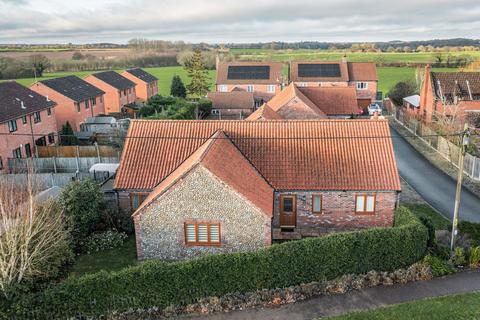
left=210, top=225, right=220, bottom=243
left=186, top=224, right=196, bottom=243
left=198, top=224, right=208, bottom=242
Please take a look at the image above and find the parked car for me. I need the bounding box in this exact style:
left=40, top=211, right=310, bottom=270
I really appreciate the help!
left=368, top=103, right=382, bottom=115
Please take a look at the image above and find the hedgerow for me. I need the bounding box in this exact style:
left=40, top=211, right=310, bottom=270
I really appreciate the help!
left=2, top=206, right=427, bottom=319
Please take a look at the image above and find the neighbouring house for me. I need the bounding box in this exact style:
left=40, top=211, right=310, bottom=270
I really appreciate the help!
left=121, top=68, right=158, bottom=102
left=114, top=119, right=401, bottom=260
left=206, top=91, right=255, bottom=119
left=245, top=83, right=360, bottom=120
left=0, top=82, right=57, bottom=172
left=402, top=94, right=421, bottom=118
left=84, top=71, right=136, bottom=114
left=30, top=75, right=105, bottom=132
left=419, top=65, right=480, bottom=123
left=215, top=61, right=283, bottom=106
left=289, top=60, right=378, bottom=109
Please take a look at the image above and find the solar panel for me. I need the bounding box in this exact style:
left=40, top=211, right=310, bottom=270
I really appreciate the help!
left=298, top=64, right=341, bottom=78
left=227, top=66, right=271, bottom=80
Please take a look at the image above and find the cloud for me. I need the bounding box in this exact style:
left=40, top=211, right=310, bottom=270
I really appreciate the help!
left=0, top=0, right=479, bottom=43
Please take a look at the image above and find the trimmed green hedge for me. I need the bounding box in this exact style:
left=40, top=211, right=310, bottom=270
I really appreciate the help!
left=3, top=206, right=427, bottom=319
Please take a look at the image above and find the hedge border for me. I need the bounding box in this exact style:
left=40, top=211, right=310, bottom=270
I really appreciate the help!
left=3, top=206, right=427, bottom=319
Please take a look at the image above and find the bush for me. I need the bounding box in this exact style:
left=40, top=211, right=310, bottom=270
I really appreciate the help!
left=451, top=247, right=467, bottom=267
left=459, top=221, right=480, bottom=246
left=419, top=216, right=436, bottom=248
left=3, top=206, right=427, bottom=318
left=84, top=231, right=128, bottom=254
left=59, top=179, right=104, bottom=249
left=423, top=255, right=455, bottom=277
left=469, top=246, right=480, bottom=268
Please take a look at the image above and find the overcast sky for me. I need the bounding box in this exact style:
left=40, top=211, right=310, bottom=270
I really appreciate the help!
left=0, top=0, right=479, bottom=44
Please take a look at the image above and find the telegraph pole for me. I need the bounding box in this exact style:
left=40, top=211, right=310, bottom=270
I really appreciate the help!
left=450, top=123, right=470, bottom=251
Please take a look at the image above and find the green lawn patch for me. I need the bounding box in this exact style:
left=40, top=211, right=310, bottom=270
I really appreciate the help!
left=403, top=203, right=451, bottom=231
left=326, top=291, right=480, bottom=320
left=68, top=236, right=138, bottom=277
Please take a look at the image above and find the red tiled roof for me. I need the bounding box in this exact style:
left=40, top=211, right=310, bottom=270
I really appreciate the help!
left=133, top=130, right=273, bottom=216
left=207, top=91, right=254, bottom=110
left=114, top=120, right=401, bottom=192
left=246, top=104, right=283, bottom=121
left=216, top=61, right=283, bottom=85
left=347, top=62, right=378, bottom=81
left=299, top=86, right=361, bottom=115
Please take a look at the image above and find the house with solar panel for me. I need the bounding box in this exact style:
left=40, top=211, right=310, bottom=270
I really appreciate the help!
left=0, top=82, right=58, bottom=171
left=30, top=75, right=106, bottom=132
left=121, top=68, right=159, bottom=102
left=290, top=60, right=378, bottom=111
left=114, top=119, right=401, bottom=260
left=215, top=61, right=284, bottom=108
left=84, top=71, right=137, bottom=115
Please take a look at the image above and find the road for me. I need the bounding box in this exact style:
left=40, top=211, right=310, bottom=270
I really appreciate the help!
left=391, top=127, right=480, bottom=222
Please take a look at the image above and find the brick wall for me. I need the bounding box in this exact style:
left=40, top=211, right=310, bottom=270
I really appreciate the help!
left=272, top=190, right=398, bottom=240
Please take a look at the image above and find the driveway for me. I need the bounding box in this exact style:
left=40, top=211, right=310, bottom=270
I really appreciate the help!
left=391, top=127, right=480, bottom=222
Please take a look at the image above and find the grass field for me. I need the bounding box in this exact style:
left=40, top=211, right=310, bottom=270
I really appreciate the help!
left=326, top=291, right=480, bottom=320
left=231, top=49, right=480, bottom=64
left=10, top=66, right=455, bottom=97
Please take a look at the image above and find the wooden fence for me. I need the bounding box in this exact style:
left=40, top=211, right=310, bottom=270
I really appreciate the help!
left=37, top=145, right=120, bottom=158
left=395, top=108, right=480, bottom=181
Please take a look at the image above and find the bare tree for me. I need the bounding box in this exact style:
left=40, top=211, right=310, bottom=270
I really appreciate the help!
left=0, top=179, right=72, bottom=297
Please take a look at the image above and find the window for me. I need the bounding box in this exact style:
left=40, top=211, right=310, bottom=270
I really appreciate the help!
left=85, top=100, right=89, bottom=109
left=123, top=89, right=127, bottom=96
left=48, top=133, right=55, bottom=144
left=25, top=143, right=32, bottom=158
left=47, top=108, right=52, bottom=116
left=91, top=98, right=96, bottom=106
left=0, top=157, right=3, bottom=170
left=211, top=109, right=219, bottom=115
left=12, top=147, right=22, bottom=159
left=219, top=85, right=228, bottom=92
left=355, top=194, right=376, bottom=214
left=8, top=119, right=17, bottom=132
left=297, top=82, right=307, bottom=87
left=75, top=102, right=80, bottom=112
left=267, top=85, right=276, bottom=93
left=356, top=82, right=368, bottom=90
left=130, top=193, right=148, bottom=210
left=21, top=116, right=27, bottom=124
left=184, top=222, right=221, bottom=246
left=247, top=85, right=254, bottom=93
left=33, top=111, right=41, bottom=123
left=282, top=197, right=294, bottom=212
left=312, top=194, right=323, bottom=214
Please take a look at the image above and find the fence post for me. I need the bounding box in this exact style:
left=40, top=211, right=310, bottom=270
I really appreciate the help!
left=95, top=143, right=101, bottom=163
left=75, top=146, right=80, bottom=173
left=53, top=156, right=57, bottom=174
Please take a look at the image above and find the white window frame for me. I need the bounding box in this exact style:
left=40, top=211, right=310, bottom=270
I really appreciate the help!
left=356, top=82, right=368, bottom=90
left=267, top=85, right=276, bottom=93
left=297, top=82, right=307, bottom=87
left=355, top=194, right=376, bottom=214
left=218, top=85, right=228, bottom=92
left=212, top=109, right=219, bottom=115
left=247, top=85, right=254, bottom=93
left=8, top=119, right=17, bottom=132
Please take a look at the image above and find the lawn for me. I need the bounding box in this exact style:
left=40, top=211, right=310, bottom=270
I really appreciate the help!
left=404, top=203, right=451, bottom=230
left=325, top=291, right=480, bottom=320
left=68, top=236, right=138, bottom=277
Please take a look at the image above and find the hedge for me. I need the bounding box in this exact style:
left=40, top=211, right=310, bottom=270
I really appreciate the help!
left=3, top=206, right=427, bottom=319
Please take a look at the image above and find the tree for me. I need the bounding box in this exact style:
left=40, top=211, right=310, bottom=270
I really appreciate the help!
left=0, top=180, right=73, bottom=297
left=29, top=54, right=50, bottom=77
left=72, top=51, right=85, bottom=60
left=184, top=50, right=210, bottom=97
left=387, top=81, right=417, bottom=106
left=170, top=75, right=187, bottom=98
left=59, top=122, right=78, bottom=146
left=59, top=179, right=104, bottom=249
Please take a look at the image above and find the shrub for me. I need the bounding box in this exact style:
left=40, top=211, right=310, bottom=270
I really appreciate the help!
left=59, top=179, right=104, bottom=249
left=459, top=221, right=480, bottom=246
left=84, top=231, right=128, bottom=254
left=2, top=206, right=427, bottom=318
left=469, top=246, right=480, bottom=268
left=451, top=247, right=467, bottom=267
left=419, top=216, right=436, bottom=248
left=423, top=255, right=455, bottom=277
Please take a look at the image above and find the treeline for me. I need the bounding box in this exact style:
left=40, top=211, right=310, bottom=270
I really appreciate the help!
left=223, top=38, right=480, bottom=51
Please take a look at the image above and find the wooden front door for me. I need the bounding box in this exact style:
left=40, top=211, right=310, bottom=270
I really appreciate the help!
left=280, top=195, right=297, bottom=227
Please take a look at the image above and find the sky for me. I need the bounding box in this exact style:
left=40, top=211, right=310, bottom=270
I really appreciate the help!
left=0, top=0, right=479, bottom=44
